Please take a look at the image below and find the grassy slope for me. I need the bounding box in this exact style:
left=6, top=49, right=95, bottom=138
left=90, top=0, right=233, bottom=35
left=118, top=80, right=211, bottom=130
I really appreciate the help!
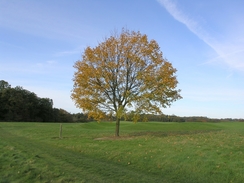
left=0, top=122, right=244, bottom=183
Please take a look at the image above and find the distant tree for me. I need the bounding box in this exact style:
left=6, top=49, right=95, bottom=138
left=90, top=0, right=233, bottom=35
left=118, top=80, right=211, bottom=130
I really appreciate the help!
left=72, top=112, right=89, bottom=122
left=59, top=109, right=73, bottom=122
left=0, top=86, right=38, bottom=121
left=0, top=81, right=55, bottom=122
left=0, top=80, right=11, bottom=91
left=71, top=29, right=182, bottom=136
left=0, top=80, right=11, bottom=120
left=37, top=98, right=53, bottom=122
left=53, top=108, right=61, bottom=122
left=52, top=108, right=73, bottom=122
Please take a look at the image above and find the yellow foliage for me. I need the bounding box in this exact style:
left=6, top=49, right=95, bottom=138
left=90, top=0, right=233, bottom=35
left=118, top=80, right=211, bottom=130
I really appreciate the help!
left=71, top=28, right=182, bottom=135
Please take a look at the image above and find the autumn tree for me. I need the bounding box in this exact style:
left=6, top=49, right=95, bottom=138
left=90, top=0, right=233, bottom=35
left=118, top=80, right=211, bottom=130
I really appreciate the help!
left=71, top=29, right=182, bottom=136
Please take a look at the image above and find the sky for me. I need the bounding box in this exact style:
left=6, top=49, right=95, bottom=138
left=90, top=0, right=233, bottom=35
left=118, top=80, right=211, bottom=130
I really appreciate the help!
left=1, top=0, right=244, bottom=118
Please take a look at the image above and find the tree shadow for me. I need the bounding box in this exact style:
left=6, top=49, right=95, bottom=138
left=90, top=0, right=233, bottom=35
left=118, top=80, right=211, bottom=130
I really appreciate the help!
left=128, top=129, right=222, bottom=138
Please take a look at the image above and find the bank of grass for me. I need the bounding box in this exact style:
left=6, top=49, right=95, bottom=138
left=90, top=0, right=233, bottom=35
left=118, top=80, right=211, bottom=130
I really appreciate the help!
left=1, top=121, right=244, bottom=182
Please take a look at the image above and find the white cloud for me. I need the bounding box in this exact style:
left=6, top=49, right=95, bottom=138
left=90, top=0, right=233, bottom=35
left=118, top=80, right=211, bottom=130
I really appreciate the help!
left=157, top=0, right=212, bottom=43
left=34, top=60, right=58, bottom=71
left=53, top=46, right=85, bottom=57
left=0, top=59, right=59, bottom=75
left=157, top=0, right=244, bottom=72
left=46, top=60, right=57, bottom=65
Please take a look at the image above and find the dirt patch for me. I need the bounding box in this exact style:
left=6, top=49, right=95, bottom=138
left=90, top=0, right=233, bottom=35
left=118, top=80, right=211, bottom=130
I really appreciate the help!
left=94, top=136, right=134, bottom=141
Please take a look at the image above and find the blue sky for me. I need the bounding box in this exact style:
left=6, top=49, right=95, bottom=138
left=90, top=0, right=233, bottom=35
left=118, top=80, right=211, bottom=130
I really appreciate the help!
left=1, top=0, right=244, bottom=118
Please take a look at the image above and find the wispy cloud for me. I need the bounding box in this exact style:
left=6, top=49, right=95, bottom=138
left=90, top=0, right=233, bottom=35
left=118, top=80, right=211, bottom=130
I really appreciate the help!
left=0, top=59, right=58, bottom=75
left=183, top=87, right=244, bottom=102
left=157, top=0, right=244, bottom=72
left=54, top=46, right=84, bottom=57
left=0, top=1, right=91, bottom=41
left=35, top=60, right=57, bottom=69
left=46, top=60, right=57, bottom=65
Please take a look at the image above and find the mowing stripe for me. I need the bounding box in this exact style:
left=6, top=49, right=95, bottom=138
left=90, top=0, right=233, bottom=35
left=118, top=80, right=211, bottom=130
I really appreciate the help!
left=0, top=127, right=167, bottom=183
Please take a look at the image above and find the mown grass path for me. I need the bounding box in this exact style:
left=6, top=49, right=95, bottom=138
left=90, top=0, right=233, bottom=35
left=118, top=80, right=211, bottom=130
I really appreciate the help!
left=1, top=122, right=244, bottom=182
left=0, top=125, right=165, bottom=183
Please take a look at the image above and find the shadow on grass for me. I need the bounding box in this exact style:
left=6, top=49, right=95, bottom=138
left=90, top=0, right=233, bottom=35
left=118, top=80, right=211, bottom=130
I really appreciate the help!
left=128, top=129, right=222, bottom=138
left=93, top=130, right=222, bottom=141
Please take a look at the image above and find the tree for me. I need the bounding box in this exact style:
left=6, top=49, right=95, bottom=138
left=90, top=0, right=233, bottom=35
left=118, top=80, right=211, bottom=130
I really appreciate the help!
left=0, top=80, right=11, bottom=91
left=0, top=86, right=35, bottom=121
left=37, top=98, right=53, bottom=122
left=0, top=81, right=55, bottom=122
left=71, top=29, right=182, bottom=136
left=52, top=108, right=73, bottom=122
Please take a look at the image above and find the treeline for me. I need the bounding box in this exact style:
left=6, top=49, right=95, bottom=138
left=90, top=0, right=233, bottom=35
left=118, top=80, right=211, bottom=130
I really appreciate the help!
left=123, top=114, right=244, bottom=123
left=1, top=80, right=243, bottom=123
left=95, top=111, right=244, bottom=123
left=0, top=80, right=89, bottom=122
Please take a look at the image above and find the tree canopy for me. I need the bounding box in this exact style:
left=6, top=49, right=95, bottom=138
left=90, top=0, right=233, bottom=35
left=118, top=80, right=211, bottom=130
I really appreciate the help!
left=71, top=29, right=182, bottom=136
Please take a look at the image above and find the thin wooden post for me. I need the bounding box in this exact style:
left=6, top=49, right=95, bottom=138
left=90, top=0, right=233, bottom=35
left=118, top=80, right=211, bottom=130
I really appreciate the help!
left=59, top=123, right=62, bottom=139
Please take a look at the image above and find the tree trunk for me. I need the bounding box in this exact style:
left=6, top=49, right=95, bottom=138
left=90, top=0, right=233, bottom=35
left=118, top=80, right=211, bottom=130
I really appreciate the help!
left=115, top=118, right=120, bottom=137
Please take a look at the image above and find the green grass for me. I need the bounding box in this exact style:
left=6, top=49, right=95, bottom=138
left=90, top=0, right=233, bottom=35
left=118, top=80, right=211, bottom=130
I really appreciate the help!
left=1, top=121, right=244, bottom=182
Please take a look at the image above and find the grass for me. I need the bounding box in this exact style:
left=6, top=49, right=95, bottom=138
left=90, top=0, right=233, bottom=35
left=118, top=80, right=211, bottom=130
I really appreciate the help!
left=1, top=121, right=244, bottom=182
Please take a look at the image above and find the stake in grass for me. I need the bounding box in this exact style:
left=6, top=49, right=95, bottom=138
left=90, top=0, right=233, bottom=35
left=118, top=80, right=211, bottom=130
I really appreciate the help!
left=71, top=28, right=182, bottom=136
left=59, top=123, right=62, bottom=139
